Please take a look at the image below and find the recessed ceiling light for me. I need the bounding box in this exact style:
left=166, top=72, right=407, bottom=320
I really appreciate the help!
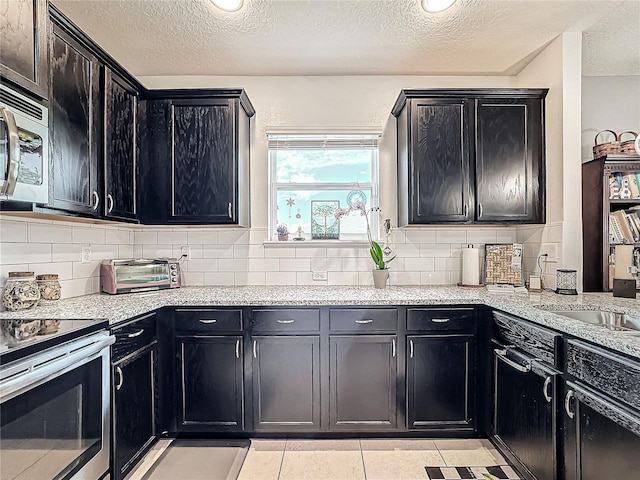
left=211, top=0, right=243, bottom=12
left=421, top=0, right=456, bottom=13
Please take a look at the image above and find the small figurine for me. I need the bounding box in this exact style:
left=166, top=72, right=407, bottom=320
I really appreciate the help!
left=294, top=225, right=305, bottom=241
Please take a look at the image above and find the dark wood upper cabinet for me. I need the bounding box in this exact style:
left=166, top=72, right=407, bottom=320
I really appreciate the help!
left=104, top=68, right=137, bottom=220
left=48, top=21, right=101, bottom=215
left=393, top=89, right=547, bottom=225
left=0, top=0, right=48, bottom=99
left=140, top=90, right=254, bottom=226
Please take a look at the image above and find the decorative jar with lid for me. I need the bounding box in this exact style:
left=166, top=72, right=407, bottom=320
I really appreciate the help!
left=37, top=274, right=62, bottom=303
left=2, top=272, right=40, bottom=311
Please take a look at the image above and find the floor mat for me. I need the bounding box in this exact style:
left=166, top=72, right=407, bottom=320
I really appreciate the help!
left=425, top=465, right=521, bottom=479
left=143, top=439, right=250, bottom=480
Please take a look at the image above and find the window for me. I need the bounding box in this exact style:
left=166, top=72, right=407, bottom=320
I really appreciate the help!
left=268, top=133, right=379, bottom=242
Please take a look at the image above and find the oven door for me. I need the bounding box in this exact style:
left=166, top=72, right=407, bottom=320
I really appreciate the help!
left=1, top=332, right=114, bottom=480
left=0, top=83, right=49, bottom=204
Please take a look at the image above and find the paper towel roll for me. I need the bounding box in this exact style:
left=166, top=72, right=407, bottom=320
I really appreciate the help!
left=462, top=247, right=481, bottom=286
left=615, top=245, right=634, bottom=279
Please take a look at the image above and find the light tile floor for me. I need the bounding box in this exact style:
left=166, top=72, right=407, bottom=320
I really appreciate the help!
left=128, top=438, right=512, bottom=480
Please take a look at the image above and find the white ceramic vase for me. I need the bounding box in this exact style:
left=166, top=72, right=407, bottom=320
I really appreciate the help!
left=372, top=268, right=389, bottom=289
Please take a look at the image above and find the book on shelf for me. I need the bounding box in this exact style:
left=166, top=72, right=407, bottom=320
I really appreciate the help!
left=624, top=173, right=640, bottom=198
left=609, top=209, right=640, bottom=244
left=609, top=174, right=621, bottom=199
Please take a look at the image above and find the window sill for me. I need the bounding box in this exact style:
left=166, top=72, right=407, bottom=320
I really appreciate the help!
left=263, top=240, right=370, bottom=248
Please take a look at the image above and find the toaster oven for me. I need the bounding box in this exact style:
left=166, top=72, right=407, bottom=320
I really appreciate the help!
left=100, top=259, right=181, bottom=294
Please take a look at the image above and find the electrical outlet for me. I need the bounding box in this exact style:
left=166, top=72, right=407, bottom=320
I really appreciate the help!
left=81, top=246, right=92, bottom=264
left=180, top=246, right=191, bottom=260
left=540, top=243, right=557, bottom=262
left=312, top=271, right=327, bottom=281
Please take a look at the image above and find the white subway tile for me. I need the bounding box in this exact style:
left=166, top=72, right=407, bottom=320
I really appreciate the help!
left=173, top=245, right=203, bottom=260
left=280, top=258, right=311, bottom=272
left=328, top=271, right=359, bottom=285
left=187, top=259, right=219, bottom=272
left=403, top=229, right=436, bottom=244
left=134, top=231, right=158, bottom=245
left=295, top=248, right=327, bottom=258
left=29, top=262, right=73, bottom=281
left=265, top=271, right=297, bottom=285
left=341, top=257, right=370, bottom=272
left=421, top=271, right=448, bottom=285
left=72, top=226, right=106, bottom=245
left=187, top=231, right=219, bottom=245
left=358, top=272, right=374, bottom=286
left=390, top=271, right=421, bottom=285
left=420, top=244, right=451, bottom=257
left=105, top=229, right=132, bottom=245
left=245, top=272, right=266, bottom=285
left=325, top=247, right=369, bottom=259
left=203, top=245, right=234, bottom=258
left=182, top=271, right=204, bottom=286
left=133, top=245, right=144, bottom=258
left=248, top=258, right=279, bottom=272
left=450, top=270, right=462, bottom=284
left=435, top=257, right=461, bottom=271
left=393, top=243, right=420, bottom=258
left=0, top=263, right=29, bottom=287
left=59, top=277, right=97, bottom=299
left=296, top=272, right=317, bottom=286
left=0, top=219, right=28, bottom=243
left=91, top=245, right=120, bottom=261
left=265, top=247, right=296, bottom=258
left=436, top=230, right=467, bottom=244
left=142, top=245, right=174, bottom=258
left=496, top=228, right=517, bottom=243
left=310, top=257, right=342, bottom=272
left=218, top=258, right=249, bottom=272
left=466, top=229, right=498, bottom=244
left=1, top=243, right=51, bottom=264
left=28, top=223, right=72, bottom=244
left=119, top=245, right=134, bottom=258
left=547, top=224, right=563, bottom=243
left=219, top=229, right=249, bottom=245
left=52, top=244, right=82, bottom=262
left=157, top=231, right=188, bottom=245
left=249, top=228, right=268, bottom=244
left=406, top=257, right=435, bottom=272
left=72, top=261, right=100, bottom=279
left=233, top=245, right=251, bottom=258
left=204, top=272, right=235, bottom=286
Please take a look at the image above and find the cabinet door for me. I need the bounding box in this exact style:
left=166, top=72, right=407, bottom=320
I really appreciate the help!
left=494, top=349, right=557, bottom=480
left=169, top=99, right=236, bottom=223
left=104, top=68, right=137, bottom=220
left=0, top=0, right=48, bottom=99
left=407, top=98, right=472, bottom=223
left=177, top=336, right=243, bottom=432
left=407, top=335, right=474, bottom=430
left=330, top=335, right=397, bottom=430
left=49, top=23, right=101, bottom=215
left=113, top=344, right=155, bottom=480
left=563, top=383, right=640, bottom=480
left=475, top=98, right=544, bottom=223
left=252, top=336, right=320, bottom=431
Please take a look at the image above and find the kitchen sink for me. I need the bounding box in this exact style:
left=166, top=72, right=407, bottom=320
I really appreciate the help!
left=547, top=310, right=640, bottom=332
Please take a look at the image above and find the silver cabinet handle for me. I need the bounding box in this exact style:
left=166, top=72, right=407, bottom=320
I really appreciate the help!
left=392, top=338, right=396, bottom=358
left=543, top=376, right=553, bottom=403
left=478, top=202, right=483, bottom=218
left=127, top=329, right=144, bottom=338
left=464, top=203, right=468, bottom=218
left=228, top=202, right=232, bottom=218
left=115, top=365, right=124, bottom=391
left=494, top=348, right=531, bottom=373
left=92, top=191, right=100, bottom=211
left=565, top=389, right=575, bottom=419
left=107, top=193, right=114, bottom=213
left=253, top=340, right=257, bottom=358
left=0, top=107, right=20, bottom=196
left=431, top=318, right=450, bottom=323
left=199, top=319, right=217, bottom=324
left=276, top=319, right=295, bottom=324
left=409, top=339, right=414, bottom=359
left=235, top=339, right=240, bottom=359
left=355, top=319, right=373, bottom=324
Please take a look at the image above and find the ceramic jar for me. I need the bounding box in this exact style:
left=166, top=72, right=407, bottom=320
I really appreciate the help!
left=2, top=272, right=40, bottom=311
left=36, top=274, right=62, bottom=302
left=38, top=319, right=61, bottom=335
left=1, top=319, right=42, bottom=344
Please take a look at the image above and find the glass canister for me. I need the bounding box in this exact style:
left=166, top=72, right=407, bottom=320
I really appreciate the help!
left=556, top=269, right=578, bottom=295
left=2, top=272, right=41, bottom=311
left=36, top=274, right=62, bottom=303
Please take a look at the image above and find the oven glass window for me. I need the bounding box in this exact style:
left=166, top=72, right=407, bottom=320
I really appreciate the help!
left=0, top=119, right=44, bottom=186
left=115, top=263, right=169, bottom=284
left=1, top=357, right=102, bottom=480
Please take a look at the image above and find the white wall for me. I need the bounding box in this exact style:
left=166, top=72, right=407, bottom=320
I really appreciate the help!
left=582, top=75, right=640, bottom=161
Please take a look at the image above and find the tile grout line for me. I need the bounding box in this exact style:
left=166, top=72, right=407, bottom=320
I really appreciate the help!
left=276, top=438, right=287, bottom=480
left=358, top=438, right=368, bottom=480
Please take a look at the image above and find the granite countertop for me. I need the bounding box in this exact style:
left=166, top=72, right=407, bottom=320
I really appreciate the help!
left=1, top=285, right=640, bottom=358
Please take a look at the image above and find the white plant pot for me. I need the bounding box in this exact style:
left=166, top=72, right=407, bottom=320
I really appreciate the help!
left=372, top=268, right=389, bottom=289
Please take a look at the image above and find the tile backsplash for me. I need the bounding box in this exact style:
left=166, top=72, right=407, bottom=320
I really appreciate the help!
left=1, top=214, right=564, bottom=300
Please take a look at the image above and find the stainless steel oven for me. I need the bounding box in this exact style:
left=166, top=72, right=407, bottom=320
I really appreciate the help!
left=0, top=82, right=49, bottom=204
left=1, top=330, right=114, bottom=480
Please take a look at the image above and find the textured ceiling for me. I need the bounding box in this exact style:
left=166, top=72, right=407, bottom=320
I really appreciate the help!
left=51, top=0, right=640, bottom=77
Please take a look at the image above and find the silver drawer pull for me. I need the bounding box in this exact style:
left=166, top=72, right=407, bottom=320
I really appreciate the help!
left=355, top=319, right=374, bottom=324
left=565, top=389, right=575, bottom=419
left=115, top=366, right=123, bottom=390
left=276, top=319, right=295, bottom=324
left=235, top=339, right=240, bottom=359
left=494, top=348, right=531, bottom=373
left=543, top=376, right=553, bottom=403
left=409, top=339, right=414, bottom=358
left=253, top=340, right=257, bottom=358
left=431, top=318, right=450, bottom=323
left=199, top=319, right=217, bottom=324
left=392, top=338, right=396, bottom=358
left=127, top=329, right=144, bottom=338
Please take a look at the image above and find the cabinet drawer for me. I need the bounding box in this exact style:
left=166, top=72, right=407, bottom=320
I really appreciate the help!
left=566, top=339, right=640, bottom=411
left=112, top=312, right=157, bottom=362
left=252, top=309, right=320, bottom=333
left=329, top=308, right=397, bottom=332
left=174, top=308, right=243, bottom=333
left=493, top=311, right=557, bottom=365
left=406, top=308, right=475, bottom=332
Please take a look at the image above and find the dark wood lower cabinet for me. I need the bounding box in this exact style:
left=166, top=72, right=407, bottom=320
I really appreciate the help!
left=330, top=335, right=397, bottom=430
left=177, top=336, right=243, bottom=432
left=112, top=344, right=155, bottom=480
left=407, top=335, right=474, bottom=430
left=252, top=336, right=320, bottom=431
left=563, top=381, right=640, bottom=480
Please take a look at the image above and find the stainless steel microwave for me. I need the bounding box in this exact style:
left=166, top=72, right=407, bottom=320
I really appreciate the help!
left=0, top=83, right=49, bottom=204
